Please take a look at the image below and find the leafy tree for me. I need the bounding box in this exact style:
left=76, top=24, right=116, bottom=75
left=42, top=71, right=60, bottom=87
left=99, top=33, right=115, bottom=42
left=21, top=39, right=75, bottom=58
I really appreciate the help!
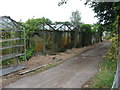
left=58, top=0, right=120, bottom=32
left=91, top=24, right=99, bottom=32
left=64, top=21, right=72, bottom=25
left=86, top=2, right=120, bottom=32
left=80, top=24, right=91, bottom=32
left=87, top=2, right=120, bottom=43
left=19, top=17, right=53, bottom=59
left=24, top=17, right=52, bottom=35
left=54, top=21, right=71, bottom=25
left=70, top=10, right=82, bottom=26
left=45, top=18, right=52, bottom=24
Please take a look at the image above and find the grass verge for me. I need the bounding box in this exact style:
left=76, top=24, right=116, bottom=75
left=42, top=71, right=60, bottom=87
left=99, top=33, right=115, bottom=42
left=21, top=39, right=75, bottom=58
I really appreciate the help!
left=86, top=36, right=118, bottom=88
left=88, top=58, right=117, bottom=88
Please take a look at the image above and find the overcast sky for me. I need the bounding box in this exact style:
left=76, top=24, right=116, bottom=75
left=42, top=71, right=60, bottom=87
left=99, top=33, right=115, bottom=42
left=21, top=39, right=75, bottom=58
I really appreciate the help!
left=0, top=0, right=98, bottom=24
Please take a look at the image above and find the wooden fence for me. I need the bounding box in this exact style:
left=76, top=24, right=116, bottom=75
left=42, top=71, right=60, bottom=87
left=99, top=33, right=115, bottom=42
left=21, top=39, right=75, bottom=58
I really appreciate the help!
left=29, top=24, right=102, bottom=55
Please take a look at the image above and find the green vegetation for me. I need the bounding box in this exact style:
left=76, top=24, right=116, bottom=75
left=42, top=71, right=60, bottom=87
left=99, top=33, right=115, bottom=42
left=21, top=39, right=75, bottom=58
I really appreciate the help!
left=20, top=17, right=96, bottom=59
left=54, top=21, right=71, bottom=25
left=87, top=2, right=120, bottom=40
left=2, top=59, right=16, bottom=68
left=86, top=2, right=120, bottom=87
left=2, top=15, right=99, bottom=68
left=88, top=34, right=118, bottom=88
left=70, top=10, right=82, bottom=26
left=90, top=59, right=116, bottom=88
left=80, top=24, right=91, bottom=32
left=19, top=17, right=52, bottom=59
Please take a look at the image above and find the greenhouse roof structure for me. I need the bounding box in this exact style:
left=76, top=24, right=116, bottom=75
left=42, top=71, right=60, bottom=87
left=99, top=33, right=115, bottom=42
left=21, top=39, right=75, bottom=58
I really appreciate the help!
left=0, top=16, right=20, bottom=30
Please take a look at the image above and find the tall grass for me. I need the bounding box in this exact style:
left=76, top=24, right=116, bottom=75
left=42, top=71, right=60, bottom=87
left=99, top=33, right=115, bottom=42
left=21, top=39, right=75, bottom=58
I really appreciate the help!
left=89, top=34, right=118, bottom=88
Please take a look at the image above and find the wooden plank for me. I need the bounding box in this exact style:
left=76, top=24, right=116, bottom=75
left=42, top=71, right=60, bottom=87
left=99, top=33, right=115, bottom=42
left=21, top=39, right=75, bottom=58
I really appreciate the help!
left=19, top=64, right=47, bottom=75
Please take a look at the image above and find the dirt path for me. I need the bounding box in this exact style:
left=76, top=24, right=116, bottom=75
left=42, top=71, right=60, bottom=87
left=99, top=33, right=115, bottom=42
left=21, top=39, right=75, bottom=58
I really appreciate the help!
left=5, top=42, right=110, bottom=88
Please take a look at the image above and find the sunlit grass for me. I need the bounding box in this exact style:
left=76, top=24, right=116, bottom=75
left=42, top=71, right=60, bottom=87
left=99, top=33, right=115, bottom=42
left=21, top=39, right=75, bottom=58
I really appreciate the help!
left=90, top=59, right=117, bottom=88
left=89, top=36, right=118, bottom=88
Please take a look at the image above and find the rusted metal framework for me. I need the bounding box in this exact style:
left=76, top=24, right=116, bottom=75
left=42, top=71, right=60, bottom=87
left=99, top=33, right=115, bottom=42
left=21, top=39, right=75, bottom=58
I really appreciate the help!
left=30, top=23, right=100, bottom=55
left=0, top=16, right=27, bottom=76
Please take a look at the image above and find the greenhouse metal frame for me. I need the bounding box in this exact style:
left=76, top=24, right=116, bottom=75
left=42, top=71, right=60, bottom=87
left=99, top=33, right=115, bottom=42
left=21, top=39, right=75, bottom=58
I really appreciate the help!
left=0, top=16, right=27, bottom=76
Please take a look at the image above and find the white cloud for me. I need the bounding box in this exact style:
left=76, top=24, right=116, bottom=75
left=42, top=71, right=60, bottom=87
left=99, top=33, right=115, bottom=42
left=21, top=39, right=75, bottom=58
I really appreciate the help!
left=0, top=0, right=98, bottom=24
